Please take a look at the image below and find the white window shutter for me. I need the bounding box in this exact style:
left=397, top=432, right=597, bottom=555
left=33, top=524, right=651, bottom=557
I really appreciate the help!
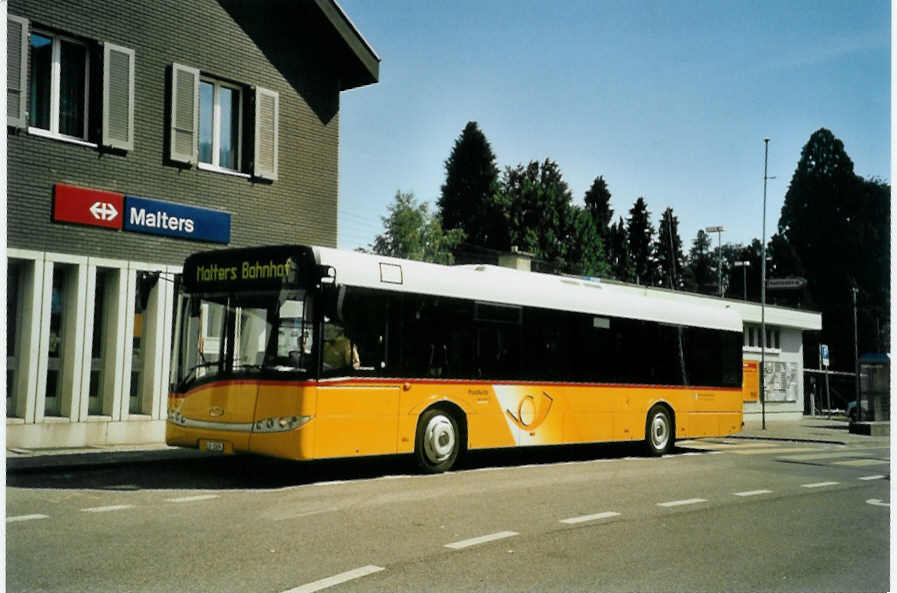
left=7, top=14, right=29, bottom=128
left=253, top=87, right=278, bottom=180
left=170, top=63, right=199, bottom=164
left=102, top=43, right=135, bottom=150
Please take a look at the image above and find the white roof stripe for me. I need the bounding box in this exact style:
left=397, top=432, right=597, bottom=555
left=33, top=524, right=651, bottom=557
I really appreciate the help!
left=314, top=247, right=742, bottom=333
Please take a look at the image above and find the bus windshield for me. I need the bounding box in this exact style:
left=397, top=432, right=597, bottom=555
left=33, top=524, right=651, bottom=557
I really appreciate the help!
left=174, top=288, right=314, bottom=390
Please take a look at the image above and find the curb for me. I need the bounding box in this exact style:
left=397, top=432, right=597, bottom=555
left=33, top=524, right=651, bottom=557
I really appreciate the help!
left=6, top=448, right=209, bottom=473
left=726, top=435, right=848, bottom=446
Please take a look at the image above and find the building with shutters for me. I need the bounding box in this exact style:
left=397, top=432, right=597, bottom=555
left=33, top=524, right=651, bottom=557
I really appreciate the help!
left=5, top=0, right=379, bottom=448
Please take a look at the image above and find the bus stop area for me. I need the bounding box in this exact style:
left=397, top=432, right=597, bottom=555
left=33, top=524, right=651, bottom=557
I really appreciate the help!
left=7, top=416, right=889, bottom=473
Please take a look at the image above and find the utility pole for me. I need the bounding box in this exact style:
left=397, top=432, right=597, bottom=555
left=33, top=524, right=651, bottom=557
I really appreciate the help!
left=852, top=286, right=861, bottom=422
left=760, top=138, right=770, bottom=430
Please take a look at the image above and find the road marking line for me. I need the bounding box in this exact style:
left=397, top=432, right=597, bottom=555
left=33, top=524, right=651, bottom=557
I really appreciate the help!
left=781, top=452, right=865, bottom=461
left=445, top=531, right=518, bottom=549
left=859, top=475, right=886, bottom=481
left=7, top=514, right=49, bottom=523
left=166, top=494, right=219, bottom=503
left=801, top=482, right=839, bottom=489
left=832, top=459, right=890, bottom=467
left=281, top=565, right=385, bottom=593
left=732, top=447, right=819, bottom=455
left=560, top=511, right=620, bottom=524
left=734, top=489, right=773, bottom=497
left=866, top=499, right=889, bottom=507
left=657, top=498, right=707, bottom=507
left=81, top=505, right=136, bottom=513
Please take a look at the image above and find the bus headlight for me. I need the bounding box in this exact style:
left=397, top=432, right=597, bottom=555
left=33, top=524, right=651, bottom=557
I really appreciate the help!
left=252, top=415, right=313, bottom=433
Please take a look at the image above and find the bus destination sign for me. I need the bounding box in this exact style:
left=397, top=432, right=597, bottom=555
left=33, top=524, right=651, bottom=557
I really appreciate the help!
left=183, top=246, right=315, bottom=292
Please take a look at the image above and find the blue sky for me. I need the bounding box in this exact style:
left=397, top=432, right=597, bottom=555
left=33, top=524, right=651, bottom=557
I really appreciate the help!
left=335, top=0, right=890, bottom=253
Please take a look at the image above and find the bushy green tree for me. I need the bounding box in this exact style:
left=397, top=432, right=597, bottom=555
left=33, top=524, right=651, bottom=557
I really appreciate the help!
left=500, top=159, right=575, bottom=269
left=370, top=191, right=465, bottom=264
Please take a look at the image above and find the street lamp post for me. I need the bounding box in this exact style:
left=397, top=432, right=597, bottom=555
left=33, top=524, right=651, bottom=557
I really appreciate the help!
left=760, top=138, right=770, bottom=431
left=734, top=261, right=750, bottom=301
left=705, top=225, right=725, bottom=297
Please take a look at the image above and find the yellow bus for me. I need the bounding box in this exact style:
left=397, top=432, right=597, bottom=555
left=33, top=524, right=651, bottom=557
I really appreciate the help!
left=167, top=245, right=743, bottom=472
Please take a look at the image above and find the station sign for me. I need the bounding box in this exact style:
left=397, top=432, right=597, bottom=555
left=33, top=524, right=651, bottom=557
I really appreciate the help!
left=52, top=183, right=230, bottom=244
left=124, top=195, right=230, bottom=244
left=53, top=184, right=124, bottom=229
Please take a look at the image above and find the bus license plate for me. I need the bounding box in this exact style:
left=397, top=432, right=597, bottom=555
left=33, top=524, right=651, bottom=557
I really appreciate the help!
left=205, top=441, right=224, bottom=453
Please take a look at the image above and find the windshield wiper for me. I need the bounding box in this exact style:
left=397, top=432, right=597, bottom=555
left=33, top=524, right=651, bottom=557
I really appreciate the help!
left=179, top=360, right=220, bottom=388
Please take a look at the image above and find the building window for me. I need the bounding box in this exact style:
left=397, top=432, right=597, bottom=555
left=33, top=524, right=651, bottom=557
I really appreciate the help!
left=170, top=62, right=278, bottom=180
left=6, top=15, right=135, bottom=149
left=29, top=31, right=89, bottom=140
left=199, top=79, right=242, bottom=171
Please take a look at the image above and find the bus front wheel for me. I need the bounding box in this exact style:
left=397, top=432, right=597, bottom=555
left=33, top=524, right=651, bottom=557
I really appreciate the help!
left=645, top=405, right=674, bottom=456
left=414, top=408, right=460, bottom=473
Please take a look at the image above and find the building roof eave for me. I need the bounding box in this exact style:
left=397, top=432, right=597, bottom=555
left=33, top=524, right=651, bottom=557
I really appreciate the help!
left=314, top=0, right=380, bottom=90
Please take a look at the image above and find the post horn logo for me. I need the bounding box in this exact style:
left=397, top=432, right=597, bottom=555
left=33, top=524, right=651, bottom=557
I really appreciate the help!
left=208, top=406, right=225, bottom=417
left=505, top=392, right=554, bottom=430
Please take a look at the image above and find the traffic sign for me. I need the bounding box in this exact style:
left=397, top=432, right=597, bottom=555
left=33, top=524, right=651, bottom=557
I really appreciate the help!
left=767, top=277, right=807, bottom=290
left=53, top=184, right=123, bottom=230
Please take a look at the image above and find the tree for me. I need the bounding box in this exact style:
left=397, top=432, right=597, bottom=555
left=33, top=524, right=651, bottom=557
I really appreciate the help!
left=567, top=205, right=611, bottom=278
left=583, top=175, right=614, bottom=244
left=685, top=229, right=714, bottom=294
left=626, top=197, right=656, bottom=285
left=654, top=207, right=686, bottom=290
left=776, top=128, right=890, bottom=367
left=370, top=191, right=465, bottom=264
left=607, top=217, right=634, bottom=282
left=500, top=159, right=576, bottom=269
left=437, top=122, right=503, bottom=250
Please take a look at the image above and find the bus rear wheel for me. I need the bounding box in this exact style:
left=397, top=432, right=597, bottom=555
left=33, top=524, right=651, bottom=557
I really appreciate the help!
left=645, top=405, right=674, bottom=456
left=414, top=408, right=460, bottom=473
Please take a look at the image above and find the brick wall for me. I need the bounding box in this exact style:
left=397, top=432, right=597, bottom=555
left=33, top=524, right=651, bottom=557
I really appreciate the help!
left=8, top=0, right=342, bottom=265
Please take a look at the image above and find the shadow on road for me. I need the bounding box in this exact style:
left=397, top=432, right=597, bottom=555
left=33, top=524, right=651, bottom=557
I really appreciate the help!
left=6, top=441, right=681, bottom=491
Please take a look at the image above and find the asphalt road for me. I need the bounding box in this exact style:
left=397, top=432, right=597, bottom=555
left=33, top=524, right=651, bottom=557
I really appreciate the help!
left=7, top=439, right=890, bottom=593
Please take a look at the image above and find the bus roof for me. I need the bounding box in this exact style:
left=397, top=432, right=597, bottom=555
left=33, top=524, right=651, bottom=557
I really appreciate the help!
left=314, top=247, right=742, bottom=333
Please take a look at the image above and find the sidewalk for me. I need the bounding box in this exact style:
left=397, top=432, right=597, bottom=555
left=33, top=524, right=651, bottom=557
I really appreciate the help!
left=734, top=415, right=890, bottom=446
left=5, top=416, right=891, bottom=473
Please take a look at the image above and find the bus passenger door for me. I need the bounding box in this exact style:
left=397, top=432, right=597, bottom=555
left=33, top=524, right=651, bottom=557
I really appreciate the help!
left=314, top=384, right=401, bottom=458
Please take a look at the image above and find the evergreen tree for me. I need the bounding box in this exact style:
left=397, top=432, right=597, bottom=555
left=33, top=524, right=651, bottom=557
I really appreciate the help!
left=567, top=205, right=610, bottom=277
left=437, top=122, right=502, bottom=250
left=607, top=217, right=634, bottom=282
left=654, top=207, right=686, bottom=290
left=685, top=229, right=714, bottom=294
left=583, top=175, right=614, bottom=244
left=776, top=128, right=890, bottom=363
left=626, top=197, right=656, bottom=285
